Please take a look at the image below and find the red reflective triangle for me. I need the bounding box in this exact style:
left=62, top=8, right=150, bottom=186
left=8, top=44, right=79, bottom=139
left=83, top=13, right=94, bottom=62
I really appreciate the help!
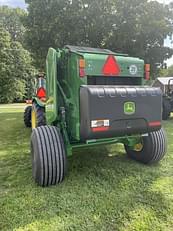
left=37, top=87, right=46, bottom=98
left=102, top=55, right=121, bottom=76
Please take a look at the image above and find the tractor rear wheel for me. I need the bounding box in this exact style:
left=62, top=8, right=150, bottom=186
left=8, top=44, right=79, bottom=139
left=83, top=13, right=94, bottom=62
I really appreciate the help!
left=124, top=128, right=167, bottom=164
left=24, top=106, right=32, bottom=127
left=31, top=102, right=46, bottom=129
left=162, top=98, right=171, bottom=120
left=31, top=126, right=67, bottom=187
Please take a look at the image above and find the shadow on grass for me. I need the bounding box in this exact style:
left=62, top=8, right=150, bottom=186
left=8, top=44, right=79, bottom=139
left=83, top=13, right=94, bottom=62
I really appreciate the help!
left=1, top=112, right=173, bottom=231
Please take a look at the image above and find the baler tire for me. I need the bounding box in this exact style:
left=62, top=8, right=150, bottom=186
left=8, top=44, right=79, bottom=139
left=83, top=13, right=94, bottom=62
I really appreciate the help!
left=31, top=125, right=67, bottom=187
left=162, top=98, right=171, bottom=120
left=124, top=128, right=167, bottom=164
left=24, top=106, right=32, bottom=127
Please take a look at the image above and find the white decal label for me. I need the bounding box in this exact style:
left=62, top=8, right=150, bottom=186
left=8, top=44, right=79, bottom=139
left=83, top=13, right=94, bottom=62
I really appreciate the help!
left=129, top=65, right=138, bottom=75
left=91, top=119, right=110, bottom=128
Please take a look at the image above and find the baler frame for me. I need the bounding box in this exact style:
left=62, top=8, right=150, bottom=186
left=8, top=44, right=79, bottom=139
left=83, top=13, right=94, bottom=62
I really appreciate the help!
left=56, top=77, right=143, bottom=156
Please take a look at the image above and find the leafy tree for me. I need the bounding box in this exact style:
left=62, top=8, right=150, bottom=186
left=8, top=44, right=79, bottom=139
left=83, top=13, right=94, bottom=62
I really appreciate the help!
left=0, top=27, right=35, bottom=103
left=159, top=65, right=173, bottom=77
left=23, top=0, right=173, bottom=76
left=24, top=0, right=114, bottom=67
left=106, top=0, right=173, bottom=77
left=0, top=6, right=26, bottom=43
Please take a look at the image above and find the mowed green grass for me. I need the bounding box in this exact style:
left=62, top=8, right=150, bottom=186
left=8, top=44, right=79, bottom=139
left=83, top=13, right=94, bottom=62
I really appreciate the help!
left=0, top=104, right=173, bottom=231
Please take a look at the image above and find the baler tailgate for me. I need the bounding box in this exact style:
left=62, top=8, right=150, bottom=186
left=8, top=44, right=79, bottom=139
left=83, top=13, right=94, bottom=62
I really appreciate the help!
left=80, top=85, right=162, bottom=140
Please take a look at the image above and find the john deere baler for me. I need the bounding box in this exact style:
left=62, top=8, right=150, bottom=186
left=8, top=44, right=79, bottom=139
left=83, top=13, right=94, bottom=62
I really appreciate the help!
left=27, top=46, right=167, bottom=187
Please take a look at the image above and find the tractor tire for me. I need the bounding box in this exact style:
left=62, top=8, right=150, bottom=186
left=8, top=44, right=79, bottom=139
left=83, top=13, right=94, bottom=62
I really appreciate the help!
left=31, top=102, right=46, bottom=129
left=31, top=126, right=67, bottom=187
left=162, top=98, right=171, bottom=120
left=24, top=106, right=32, bottom=127
left=124, top=128, right=167, bottom=164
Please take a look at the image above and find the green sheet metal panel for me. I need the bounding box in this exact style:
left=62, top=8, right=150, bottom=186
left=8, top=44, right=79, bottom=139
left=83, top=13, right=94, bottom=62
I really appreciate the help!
left=82, top=53, right=144, bottom=77
left=46, top=48, right=59, bottom=124
left=65, top=45, right=144, bottom=78
left=61, top=51, right=87, bottom=141
left=65, top=45, right=127, bottom=56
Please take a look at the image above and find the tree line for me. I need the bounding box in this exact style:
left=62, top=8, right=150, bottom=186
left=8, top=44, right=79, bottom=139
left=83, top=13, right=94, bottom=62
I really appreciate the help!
left=0, top=6, right=35, bottom=103
left=0, top=0, right=173, bottom=103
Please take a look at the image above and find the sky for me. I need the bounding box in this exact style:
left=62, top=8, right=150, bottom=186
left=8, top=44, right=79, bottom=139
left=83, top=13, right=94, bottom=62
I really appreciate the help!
left=0, top=0, right=26, bottom=9
left=0, top=0, right=172, bottom=11
left=0, top=0, right=173, bottom=65
left=157, top=0, right=172, bottom=3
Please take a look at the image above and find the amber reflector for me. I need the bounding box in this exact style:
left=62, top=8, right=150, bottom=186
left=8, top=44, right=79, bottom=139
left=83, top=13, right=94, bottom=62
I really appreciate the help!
left=145, top=64, right=150, bottom=72
left=79, top=59, right=86, bottom=68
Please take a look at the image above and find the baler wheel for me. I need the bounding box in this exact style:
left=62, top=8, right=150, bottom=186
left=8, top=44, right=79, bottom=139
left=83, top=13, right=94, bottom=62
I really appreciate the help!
left=31, top=126, right=67, bottom=187
left=162, top=98, right=171, bottom=120
left=24, top=106, right=32, bottom=127
left=31, top=102, right=46, bottom=129
left=124, top=128, right=167, bottom=164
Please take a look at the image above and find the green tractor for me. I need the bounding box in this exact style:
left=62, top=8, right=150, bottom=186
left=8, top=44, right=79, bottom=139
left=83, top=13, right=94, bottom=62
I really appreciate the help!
left=25, top=46, right=167, bottom=187
left=24, top=72, right=46, bottom=129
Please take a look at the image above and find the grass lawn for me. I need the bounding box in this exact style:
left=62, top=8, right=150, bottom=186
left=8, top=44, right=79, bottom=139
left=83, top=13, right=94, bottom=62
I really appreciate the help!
left=0, top=104, right=173, bottom=231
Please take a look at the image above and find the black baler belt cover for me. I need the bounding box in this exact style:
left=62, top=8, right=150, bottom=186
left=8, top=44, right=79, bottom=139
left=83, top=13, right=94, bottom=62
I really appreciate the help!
left=80, top=85, right=162, bottom=140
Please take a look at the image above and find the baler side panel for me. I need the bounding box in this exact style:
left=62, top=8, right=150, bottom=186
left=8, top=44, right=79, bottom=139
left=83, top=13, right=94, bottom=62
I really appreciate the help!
left=59, top=52, right=87, bottom=141
left=46, top=48, right=60, bottom=124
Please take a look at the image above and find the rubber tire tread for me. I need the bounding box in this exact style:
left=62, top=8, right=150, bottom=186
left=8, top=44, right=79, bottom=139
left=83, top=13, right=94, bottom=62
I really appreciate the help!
left=125, top=128, right=167, bottom=164
left=24, top=106, right=32, bottom=127
left=32, top=102, right=46, bottom=127
left=36, top=104, right=46, bottom=126
left=31, top=125, right=67, bottom=187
